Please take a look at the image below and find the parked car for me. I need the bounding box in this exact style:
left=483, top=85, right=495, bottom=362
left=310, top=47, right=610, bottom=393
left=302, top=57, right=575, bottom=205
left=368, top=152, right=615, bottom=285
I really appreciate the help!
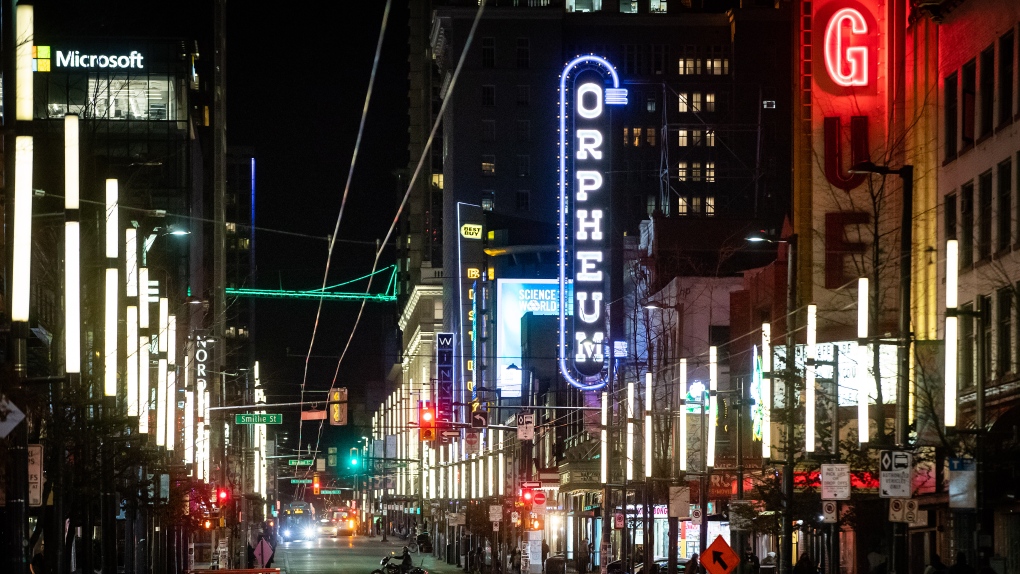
left=637, top=558, right=691, bottom=574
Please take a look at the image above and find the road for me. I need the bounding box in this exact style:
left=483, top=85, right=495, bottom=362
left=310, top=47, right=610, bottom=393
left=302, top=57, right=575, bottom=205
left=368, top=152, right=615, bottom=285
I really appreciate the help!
left=273, top=534, right=465, bottom=574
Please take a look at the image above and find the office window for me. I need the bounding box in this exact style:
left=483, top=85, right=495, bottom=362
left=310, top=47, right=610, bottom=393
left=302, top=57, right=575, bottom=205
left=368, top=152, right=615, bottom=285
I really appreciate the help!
left=516, top=190, right=531, bottom=212
left=620, top=1, right=637, bottom=14
left=481, top=155, right=495, bottom=176
left=706, top=58, right=729, bottom=75
left=624, top=127, right=631, bottom=146
left=961, top=181, right=974, bottom=267
left=1000, top=31, right=1015, bottom=125
left=979, top=170, right=992, bottom=260
left=691, top=129, right=703, bottom=146
left=946, top=193, right=958, bottom=241
left=678, top=161, right=688, bottom=181
left=692, top=162, right=702, bottom=181
left=997, top=287, right=1012, bottom=377
left=945, top=72, right=958, bottom=160
left=705, top=162, right=716, bottom=183
left=482, top=85, right=496, bottom=106
left=980, top=46, right=994, bottom=138
left=517, top=155, right=530, bottom=177
left=678, top=129, right=689, bottom=147
left=226, top=222, right=237, bottom=234
left=678, top=57, right=700, bottom=75
left=998, top=159, right=1012, bottom=251
left=692, top=92, right=703, bottom=112
left=678, top=196, right=689, bottom=215
left=981, top=295, right=992, bottom=383
left=960, top=302, right=974, bottom=388
left=482, top=37, right=495, bottom=68
left=516, top=85, right=530, bottom=106
left=704, top=93, right=716, bottom=112
left=482, top=190, right=495, bottom=211
left=631, top=127, right=643, bottom=147
left=516, top=38, right=530, bottom=69
left=962, top=59, right=976, bottom=147
left=646, top=127, right=657, bottom=146
left=706, top=196, right=715, bottom=215
left=692, top=196, right=703, bottom=213
left=652, top=45, right=666, bottom=75
left=706, top=130, right=716, bottom=147
left=678, top=93, right=689, bottom=112
left=517, top=120, right=530, bottom=142
left=647, top=93, right=657, bottom=112
left=482, top=120, right=495, bottom=142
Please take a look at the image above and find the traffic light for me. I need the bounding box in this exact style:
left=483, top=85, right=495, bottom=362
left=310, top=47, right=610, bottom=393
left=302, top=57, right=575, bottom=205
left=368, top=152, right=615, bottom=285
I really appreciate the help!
left=216, top=487, right=230, bottom=504
left=313, top=473, right=321, bottom=496
left=203, top=518, right=213, bottom=530
left=420, top=401, right=436, bottom=442
left=528, top=514, right=544, bottom=531
left=521, top=488, right=534, bottom=510
left=350, top=447, right=359, bottom=467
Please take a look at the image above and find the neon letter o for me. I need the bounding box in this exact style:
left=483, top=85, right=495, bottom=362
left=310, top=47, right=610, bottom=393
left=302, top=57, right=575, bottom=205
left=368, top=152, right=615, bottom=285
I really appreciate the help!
left=576, top=83, right=603, bottom=119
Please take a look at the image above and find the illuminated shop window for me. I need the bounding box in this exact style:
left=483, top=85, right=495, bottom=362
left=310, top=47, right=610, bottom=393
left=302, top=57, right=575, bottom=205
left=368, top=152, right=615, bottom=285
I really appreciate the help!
left=706, top=130, right=716, bottom=147
left=678, top=93, right=689, bottom=112
left=706, top=162, right=715, bottom=183
left=678, top=196, right=688, bottom=215
left=678, top=161, right=688, bottom=181
left=481, top=155, right=495, bottom=176
left=705, top=93, right=716, bottom=112
left=706, top=196, right=715, bottom=215
left=646, top=127, right=656, bottom=146
left=47, top=76, right=177, bottom=120
left=678, top=130, right=688, bottom=147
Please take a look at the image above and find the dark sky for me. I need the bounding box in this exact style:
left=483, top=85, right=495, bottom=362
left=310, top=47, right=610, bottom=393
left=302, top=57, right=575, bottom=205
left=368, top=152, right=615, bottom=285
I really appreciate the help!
left=33, top=1, right=411, bottom=450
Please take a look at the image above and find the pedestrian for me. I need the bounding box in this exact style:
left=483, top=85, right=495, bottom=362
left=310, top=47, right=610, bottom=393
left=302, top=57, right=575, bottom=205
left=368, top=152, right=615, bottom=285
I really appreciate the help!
left=543, top=539, right=550, bottom=567
left=925, top=554, right=948, bottom=574
left=690, top=552, right=702, bottom=574
left=745, top=550, right=761, bottom=574
left=793, top=553, right=818, bottom=574
left=512, top=548, right=522, bottom=574
left=949, top=553, right=974, bottom=574
left=578, top=539, right=590, bottom=574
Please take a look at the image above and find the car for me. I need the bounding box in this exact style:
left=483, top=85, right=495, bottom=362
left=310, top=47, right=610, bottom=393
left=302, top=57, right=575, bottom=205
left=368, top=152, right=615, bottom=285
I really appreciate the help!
left=337, top=517, right=358, bottom=536
left=641, top=558, right=691, bottom=574
left=317, top=518, right=339, bottom=538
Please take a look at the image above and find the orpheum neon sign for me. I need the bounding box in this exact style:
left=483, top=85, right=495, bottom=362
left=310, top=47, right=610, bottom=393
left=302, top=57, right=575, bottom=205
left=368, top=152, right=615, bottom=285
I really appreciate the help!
left=558, top=55, right=627, bottom=391
left=824, top=8, right=869, bottom=87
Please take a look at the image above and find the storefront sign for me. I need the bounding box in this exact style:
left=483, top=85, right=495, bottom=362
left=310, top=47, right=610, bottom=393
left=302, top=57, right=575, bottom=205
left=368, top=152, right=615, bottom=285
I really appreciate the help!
left=558, top=55, right=626, bottom=391
left=823, top=8, right=868, bottom=87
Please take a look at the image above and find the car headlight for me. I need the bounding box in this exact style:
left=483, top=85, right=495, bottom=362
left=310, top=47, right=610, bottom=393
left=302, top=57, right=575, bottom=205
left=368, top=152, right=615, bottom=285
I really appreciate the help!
left=304, top=527, right=315, bottom=538
left=283, top=529, right=291, bottom=538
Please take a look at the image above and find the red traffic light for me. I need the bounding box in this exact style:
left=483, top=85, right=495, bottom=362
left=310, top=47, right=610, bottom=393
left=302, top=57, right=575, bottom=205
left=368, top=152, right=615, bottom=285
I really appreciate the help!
left=422, top=409, right=434, bottom=423
left=216, top=488, right=230, bottom=503
left=521, top=488, right=534, bottom=503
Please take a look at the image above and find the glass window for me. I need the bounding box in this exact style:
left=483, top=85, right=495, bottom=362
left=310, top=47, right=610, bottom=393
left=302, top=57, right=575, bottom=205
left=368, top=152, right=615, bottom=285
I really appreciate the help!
left=678, top=129, right=689, bottom=147
left=482, top=85, right=496, bottom=106
left=652, top=45, right=666, bottom=75
left=647, top=93, right=657, bottom=113
left=997, top=287, right=1012, bottom=377
left=998, top=159, right=1012, bottom=251
left=516, top=190, right=531, bottom=211
left=482, top=155, right=495, bottom=176
left=707, top=58, right=729, bottom=75
left=678, top=161, right=688, bottom=181
left=516, top=38, right=530, bottom=69
left=48, top=76, right=179, bottom=120
left=705, top=93, right=716, bottom=112
left=692, top=92, right=702, bottom=112
left=631, top=127, right=642, bottom=147
left=624, top=127, right=631, bottom=146
left=517, top=155, right=530, bottom=177
left=646, top=127, right=656, bottom=146
left=961, top=181, right=974, bottom=267
left=482, top=37, right=495, bottom=68
left=945, top=72, right=958, bottom=160
left=516, top=85, right=530, bottom=106
left=706, top=130, right=716, bottom=146
left=980, top=46, right=994, bottom=137
left=706, top=196, right=715, bottom=215
left=678, top=196, right=688, bottom=215
left=962, top=60, right=976, bottom=146
left=692, top=196, right=702, bottom=213
left=1000, top=31, right=1014, bottom=126
left=691, top=129, right=703, bottom=146
left=678, top=93, right=689, bottom=112
left=226, top=222, right=237, bottom=234
left=517, top=120, right=530, bottom=142
left=979, top=170, right=992, bottom=260
left=981, top=295, right=992, bottom=383
left=946, top=193, right=957, bottom=241
left=692, top=162, right=702, bottom=181
left=619, top=0, right=637, bottom=13
left=706, top=162, right=715, bottom=183
left=482, top=190, right=495, bottom=211
left=960, top=302, right=974, bottom=388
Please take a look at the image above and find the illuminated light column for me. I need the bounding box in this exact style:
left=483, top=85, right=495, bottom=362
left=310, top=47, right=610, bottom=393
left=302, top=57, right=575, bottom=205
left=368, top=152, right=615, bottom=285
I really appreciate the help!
left=105, top=179, right=120, bottom=397
left=127, top=307, right=138, bottom=415
left=761, top=324, right=772, bottom=459
left=139, top=267, right=150, bottom=330
left=487, top=428, right=495, bottom=496
left=166, top=315, right=177, bottom=453
left=498, top=430, right=505, bottom=495
left=857, top=278, right=870, bottom=444
left=156, top=358, right=168, bottom=446
left=627, top=381, right=635, bottom=481
left=139, top=339, right=150, bottom=434
left=944, top=240, right=959, bottom=427
left=805, top=305, right=817, bottom=453
left=707, top=346, right=717, bottom=468
left=600, top=390, right=609, bottom=483
left=65, top=115, right=81, bottom=375
left=678, top=359, right=687, bottom=472
left=185, top=390, right=195, bottom=465
left=11, top=3, right=33, bottom=329
left=644, top=372, right=653, bottom=478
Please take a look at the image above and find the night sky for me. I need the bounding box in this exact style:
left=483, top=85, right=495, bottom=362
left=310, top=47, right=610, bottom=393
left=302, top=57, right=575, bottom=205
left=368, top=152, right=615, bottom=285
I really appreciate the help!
left=34, top=1, right=411, bottom=450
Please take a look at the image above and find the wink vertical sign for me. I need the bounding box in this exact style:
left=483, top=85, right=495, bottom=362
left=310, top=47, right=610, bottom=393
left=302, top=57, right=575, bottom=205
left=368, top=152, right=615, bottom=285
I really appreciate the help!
left=558, top=56, right=627, bottom=391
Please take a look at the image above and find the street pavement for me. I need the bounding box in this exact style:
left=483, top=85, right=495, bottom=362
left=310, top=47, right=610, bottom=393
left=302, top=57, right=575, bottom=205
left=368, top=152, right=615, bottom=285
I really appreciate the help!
left=273, top=533, right=467, bottom=574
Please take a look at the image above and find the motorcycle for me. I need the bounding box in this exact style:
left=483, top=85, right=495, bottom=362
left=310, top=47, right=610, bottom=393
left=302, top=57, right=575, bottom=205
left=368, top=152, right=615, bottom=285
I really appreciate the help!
left=371, top=554, right=429, bottom=574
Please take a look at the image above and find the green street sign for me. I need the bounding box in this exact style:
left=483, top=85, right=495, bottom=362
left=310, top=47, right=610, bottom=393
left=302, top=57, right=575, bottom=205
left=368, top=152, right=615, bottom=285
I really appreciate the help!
left=235, top=413, right=283, bottom=425
left=288, top=459, right=313, bottom=466
left=290, top=479, right=312, bottom=484
left=320, top=489, right=343, bottom=495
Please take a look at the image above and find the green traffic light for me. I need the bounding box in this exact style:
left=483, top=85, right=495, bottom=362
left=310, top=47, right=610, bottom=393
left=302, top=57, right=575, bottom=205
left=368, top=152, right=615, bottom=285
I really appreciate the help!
left=351, top=457, right=359, bottom=466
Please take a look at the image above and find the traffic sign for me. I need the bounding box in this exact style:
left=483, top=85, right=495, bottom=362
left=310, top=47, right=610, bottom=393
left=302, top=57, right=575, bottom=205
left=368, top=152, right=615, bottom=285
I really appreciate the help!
left=704, top=535, right=739, bottom=574
left=441, top=430, right=461, bottom=439
left=904, top=499, right=918, bottom=524
left=614, top=513, right=625, bottom=529
left=521, top=481, right=542, bottom=489
left=290, top=478, right=312, bottom=484
left=821, top=464, right=851, bottom=500
left=320, top=489, right=344, bottom=495
left=254, top=538, right=273, bottom=568
left=465, top=432, right=480, bottom=454
left=533, top=492, right=547, bottom=505
left=888, top=498, right=906, bottom=522
left=493, top=522, right=500, bottom=532
left=235, top=413, right=283, bottom=424
left=490, top=505, right=503, bottom=522
left=517, top=413, right=535, bottom=440
left=691, top=508, right=703, bottom=525
left=879, top=450, right=912, bottom=498
left=288, top=459, right=313, bottom=466
left=822, top=501, right=837, bottom=523
left=472, top=410, right=489, bottom=429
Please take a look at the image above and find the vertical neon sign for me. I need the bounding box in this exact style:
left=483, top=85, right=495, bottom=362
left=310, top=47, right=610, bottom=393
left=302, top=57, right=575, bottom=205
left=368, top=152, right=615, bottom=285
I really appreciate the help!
left=558, top=56, right=627, bottom=390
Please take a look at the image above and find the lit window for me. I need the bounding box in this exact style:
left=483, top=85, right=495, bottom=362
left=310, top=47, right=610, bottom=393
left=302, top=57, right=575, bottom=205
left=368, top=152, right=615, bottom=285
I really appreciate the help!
left=226, top=222, right=237, bottom=234
left=705, top=93, right=715, bottom=112
left=432, top=173, right=444, bottom=189
left=706, top=196, right=715, bottom=215
left=678, top=58, right=700, bottom=75
left=678, top=161, right=688, bottom=181
left=692, top=93, right=702, bottom=112
left=482, top=190, right=495, bottom=211
left=706, top=162, right=715, bottom=183
left=692, top=162, right=702, bottom=181
left=678, top=196, right=688, bottom=215
left=707, top=58, right=729, bottom=75
left=646, top=127, right=657, bottom=146
left=706, top=130, right=716, bottom=147
left=678, top=93, right=689, bottom=112
left=238, top=237, right=251, bottom=250
left=482, top=155, right=495, bottom=176
left=691, top=129, right=703, bottom=146
left=624, top=127, right=631, bottom=146
left=678, top=130, right=688, bottom=147
left=632, top=127, right=643, bottom=147
left=692, top=196, right=703, bottom=213
left=647, top=94, right=657, bottom=112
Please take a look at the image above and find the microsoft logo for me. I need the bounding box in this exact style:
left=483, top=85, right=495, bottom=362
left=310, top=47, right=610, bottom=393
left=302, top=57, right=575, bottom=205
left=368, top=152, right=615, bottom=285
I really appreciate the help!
left=33, top=45, right=51, bottom=72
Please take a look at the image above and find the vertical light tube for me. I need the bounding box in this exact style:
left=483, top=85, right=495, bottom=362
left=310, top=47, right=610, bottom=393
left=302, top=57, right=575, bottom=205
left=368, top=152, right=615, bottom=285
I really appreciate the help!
left=679, top=359, right=687, bottom=472
left=158, top=298, right=169, bottom=353
left=139, top=339, right=150, bottom=433
left=138, top=268, right=150, bottom=329
left=12, top=5, right=33, bottom=322
left=185, top=390, right=195, bottom=464
left=708, top=346, right=717, bottom=468
left=857, top=278, right=870, bottom=444
left=106, top=180, right=118, bottom=258
left=127, top=306, right=139, bottom=416
left=168, top=315, right=177, bottom=365
left=498, top=430, right=505, bottom=495
left=761, top=324, right=772, bottom=459
left=945, top=240, right=959, bottom=427
left=126, top=228, right=138, bottom=297
left=156, top=358, right=168, bottom=446
left=65, top=116, right=80, bottom=374
left=627, top=382, right=635, bottom=481
left=15, top=5, right=33, bottom=121
left=805, top=304, right=817, bottom=453
left=105, top=268, right=119, bottom=397
left=644, top=372, right=653, bottom=478
left=600, top=390, right=609, bottom=483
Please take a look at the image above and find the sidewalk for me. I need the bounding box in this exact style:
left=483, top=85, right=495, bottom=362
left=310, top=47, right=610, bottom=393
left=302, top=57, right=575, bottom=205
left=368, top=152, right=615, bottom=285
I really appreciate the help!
left=375, top=537, right=466, bottom=574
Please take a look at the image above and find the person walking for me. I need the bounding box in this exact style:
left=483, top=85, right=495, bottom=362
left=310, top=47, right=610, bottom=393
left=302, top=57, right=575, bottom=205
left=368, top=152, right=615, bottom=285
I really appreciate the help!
left=793, top=553, right=818, bottom=574
left=925, top=554, right=948, bottom=574
left=690, top=553, right=702, bottom=574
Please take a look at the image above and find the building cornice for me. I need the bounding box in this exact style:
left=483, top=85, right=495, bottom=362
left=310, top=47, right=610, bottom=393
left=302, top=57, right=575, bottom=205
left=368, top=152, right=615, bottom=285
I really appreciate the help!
left=398, top=284, right=444, bottom=331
